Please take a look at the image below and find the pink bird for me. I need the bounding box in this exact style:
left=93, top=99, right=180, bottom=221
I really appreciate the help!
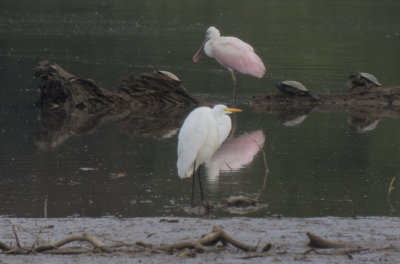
left=193, top=26, right=266, bottom=82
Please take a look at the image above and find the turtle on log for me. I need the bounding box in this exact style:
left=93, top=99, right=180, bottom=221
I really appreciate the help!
left=276, top=80, right=320, bottom=101
left=347, top=72, right=382, bottom=89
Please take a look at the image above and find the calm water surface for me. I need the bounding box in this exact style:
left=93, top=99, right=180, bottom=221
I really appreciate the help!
left=1, top=0, right=400, bottom=217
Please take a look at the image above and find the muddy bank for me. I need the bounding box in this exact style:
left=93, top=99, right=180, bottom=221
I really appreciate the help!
left=1, top=217, right=399, bottom=263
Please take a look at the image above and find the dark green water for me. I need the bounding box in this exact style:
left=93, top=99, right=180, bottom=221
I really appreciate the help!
left=1, top=0, right=400, bottom=217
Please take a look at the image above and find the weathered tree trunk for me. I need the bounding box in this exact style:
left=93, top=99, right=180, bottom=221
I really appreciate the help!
left=34, top=61, right=202, bottom=149
left=35, top=60, right=201, bottom=111
left=250, top=85, right=400, bottom=121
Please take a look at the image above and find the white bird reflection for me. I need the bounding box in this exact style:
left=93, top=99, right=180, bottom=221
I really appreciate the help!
left=205, top=130, right=265, bottom=181
left=347, top=116, right=381, bottom=133
left=281, top=114, right=308, bottom=127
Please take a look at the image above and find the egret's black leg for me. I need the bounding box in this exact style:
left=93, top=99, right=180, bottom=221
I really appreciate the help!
left=198, top=165, right=204, bottom=203
left=191, top=161, right=196, bottom=206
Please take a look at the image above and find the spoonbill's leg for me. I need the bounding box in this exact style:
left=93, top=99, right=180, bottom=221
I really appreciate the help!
left=229, top=68, right=237, bottom=82
left=231, top=74, right=238, bottom=105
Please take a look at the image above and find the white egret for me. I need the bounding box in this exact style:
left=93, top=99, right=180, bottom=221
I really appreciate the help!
left=177, top=104, right=242, bottom=204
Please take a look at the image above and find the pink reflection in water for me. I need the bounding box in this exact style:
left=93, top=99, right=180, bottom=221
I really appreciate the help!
left=206, top=130, right=265, bottom=180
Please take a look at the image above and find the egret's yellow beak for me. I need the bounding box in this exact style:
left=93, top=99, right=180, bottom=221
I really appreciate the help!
left=225, top=107, right=242, bottom=113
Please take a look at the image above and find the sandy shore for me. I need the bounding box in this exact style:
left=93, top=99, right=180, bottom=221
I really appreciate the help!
left=1, top=216, right=399, bottom=263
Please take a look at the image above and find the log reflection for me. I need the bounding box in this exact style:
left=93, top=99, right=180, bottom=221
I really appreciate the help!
left=34, top=61, right=201, bottom=149
left=34, top=61, right=400, bottom=151
left=250, top=78, right=400, bottom=132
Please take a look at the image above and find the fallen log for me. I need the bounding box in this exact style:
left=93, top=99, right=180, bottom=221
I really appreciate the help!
left=34, top=61, right=203, bottom=148
left=35, top=60, right=201, bottom=111
left=251, top=77, right=400, bottom=132
left=250, top=83, right=400, bottom=121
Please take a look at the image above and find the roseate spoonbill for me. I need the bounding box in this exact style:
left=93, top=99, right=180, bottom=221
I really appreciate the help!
left=193, top=26, right=266, bottom=82
left=177, top=104, right=242, bottom=204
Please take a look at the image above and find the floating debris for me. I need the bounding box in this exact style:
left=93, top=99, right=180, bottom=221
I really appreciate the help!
left=220, top=195, right=268, bottom=215
left=79, top=167, right=99, bottom=171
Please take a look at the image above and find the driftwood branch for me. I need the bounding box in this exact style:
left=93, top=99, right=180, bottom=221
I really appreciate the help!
left=158, top=225, right=257, bottom=252
left=0, top=241, right=27, bottom=254
left=1, top=222, right=396, bottom=260
left=306, top=232, right=347, bottom=249
left=387, top=177, right=397, bottom=214
left=0, top=224, right=256, bottom=255
left=159, top=227, right=221, bottom=252
left=0, top=232, right=113, bottom=255
left=217, top=226, right=257, bottom=251
left=11, top=224, right=22, bottom=249
left=33, top=233, right=112, bottom=253
left=13, top=224, right=50, bottom=245
left=39, top=248, right=93, bottom=255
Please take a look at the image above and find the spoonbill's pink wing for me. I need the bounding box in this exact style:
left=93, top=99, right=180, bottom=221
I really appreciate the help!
left=210, top=37, right=266, bottom=78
